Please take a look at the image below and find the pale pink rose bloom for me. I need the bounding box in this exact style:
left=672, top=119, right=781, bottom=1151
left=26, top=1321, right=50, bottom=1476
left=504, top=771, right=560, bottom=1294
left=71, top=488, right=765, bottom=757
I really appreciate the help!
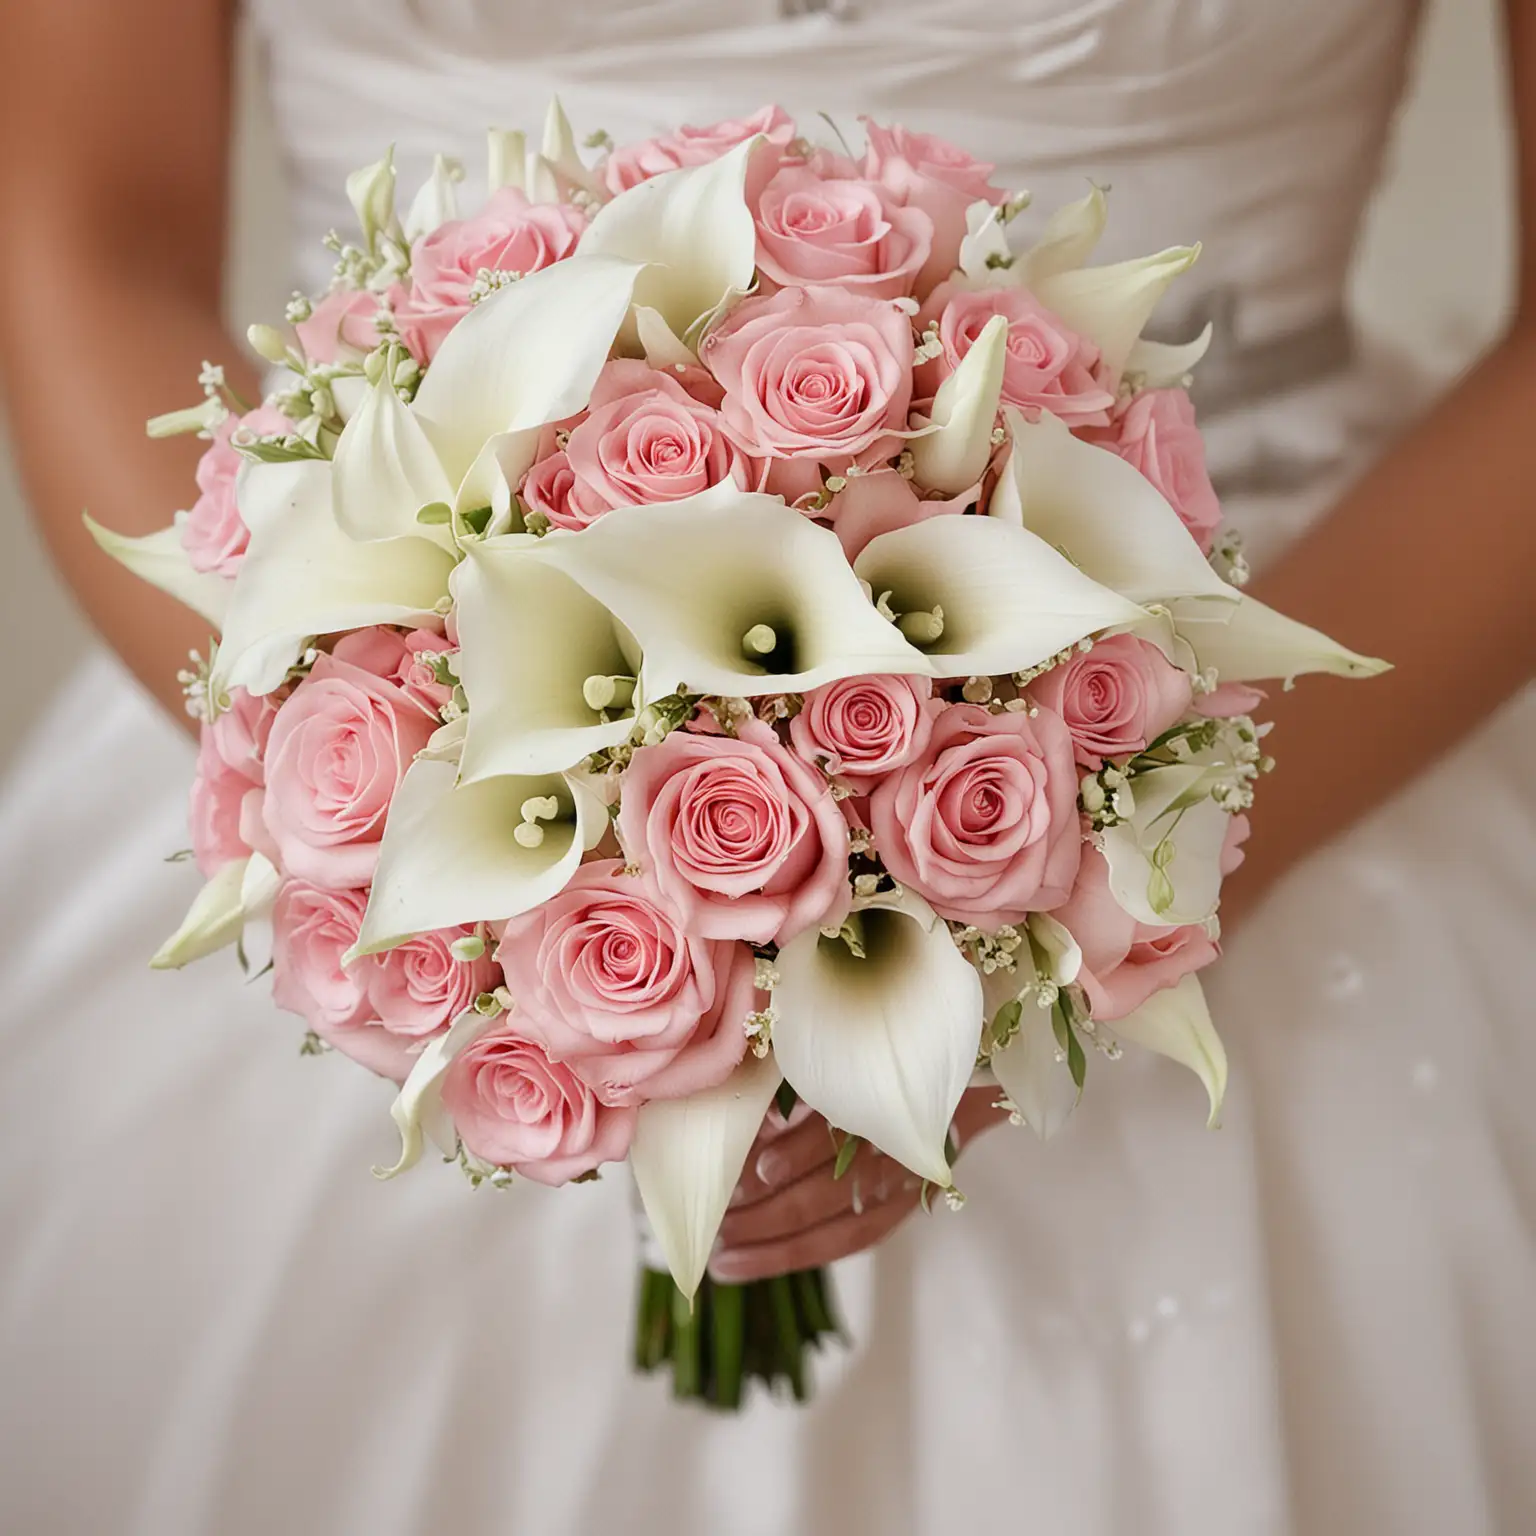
left=330, top=626, right=454, bottom=716
left=555, top=360, right=754, bottom=527
left=189, top=729, right=254, bottom=876
left=363, top=925, right=499, bottom=1041
left=271, top=881, right=421, bottom=1081
left=617, top=718, right=851, bottom=945
left=602, top=105, right=796, bottom=195
left=180, top=404, right=292, bottom=577
left=519, top=450, right=581, bottom=530
left=1026, top=634, right=1193, bottom=769
left=790, top=673, right=934, bottom=786
left=440, top=1028, right=638, bottom=1186
left=294, top=284, right=400, bottom=364
left=701, top=285, right=915, bottom=470
left=1051, top=847, right=1219, bottom=1022
left=261, top=644, right=439, bottom=889
left=1193, top=681, right=1267, bottom=719
left=870, top=701, right=1082, bottom=927
left=861, top=120, right=1007, bottom=293
left=395, top=188, right=588, bottom=361
left=919, top=282, right=1115, bottom=429
left=1221, top=813, right=1252, bottom=876
left=825, top=469, right=966, bottom=560
left=754, top=168, right=933, bottom=301
left=496, top=860, right=754, bottom=1105
left=1102, top=388, right=1223, bottom=553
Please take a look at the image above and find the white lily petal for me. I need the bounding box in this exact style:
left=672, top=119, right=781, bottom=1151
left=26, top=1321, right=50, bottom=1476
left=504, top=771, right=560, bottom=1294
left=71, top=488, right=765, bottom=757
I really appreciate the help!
left=354, top=758, right=598, bottom=955
left=411, top=255, right=644, bottom=485
left=634, top=306, right=698, bottom=369
left=1034, top=244, right=1200, bottom=381
left=487, top=128, right=526, bottom=192
left=404, top=153, right=462, bottom=242
left=452, top=428, right=543, bottom=542
left=215, top=462, right=455, bottom=697
left=150, top=858, right=250, bottom=970
left=345, top=147, right=397, bottom=255
left=1019, top=183, right=1109, bottom=286
left=855, top=511, right=1145, bottom=679
left=1125, top=324, right=1215, bottom=389
left=992, top=408, right=1233, bottom=604
left=990, top=1000, right=1080, bottom=1141
left=235, top=851, right=282, bottom=977
left=83, top=517, right=229, bottom=628
left=908, top=313, right=1007, bottom=496
left=1101, top=773, right=1231, bottom=926
left=1028, top=912, right=1082, bottom=986
left=580, top=136, right=759, bottom=344
left=455, top=538, right=641, bottom=779
left=629, top=1051, right=783, bottom=1298
left=332, top=378, right=456, bottom=546
left=375, top=1008, right=498, bottom=1179
left=772, top=889, right=983, bottom=1185
left=418, top=712, right=468, bottom=763
left=957, top=199, right=1015, bottom=285
left=525, top=152, right=563, bottom=205
left=540, top=97, right=604, bottom=200
left=1109, top=973, right=1227, bottom=1129
left=537, top=483, right=933, bottom=697
left=1172, top=592, right=1391, bottom=684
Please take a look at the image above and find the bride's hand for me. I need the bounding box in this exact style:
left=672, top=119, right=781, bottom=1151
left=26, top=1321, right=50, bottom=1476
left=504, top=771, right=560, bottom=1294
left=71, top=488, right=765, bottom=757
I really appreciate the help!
left=709, top=1087, right=1007, bottom=1282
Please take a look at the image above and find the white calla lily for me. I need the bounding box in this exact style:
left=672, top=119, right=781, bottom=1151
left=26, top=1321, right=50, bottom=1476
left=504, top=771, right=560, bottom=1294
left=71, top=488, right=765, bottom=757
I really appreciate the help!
left=403, top=153, right=463, bottom=241
left=353, top=758, right=604, bottom=956
left=535, top=484, right=933, bottom=698
left=1171, top=591, right=1390, bottom=684
left=992, top=408, right=1234, bottom=604
left=1019, top=183, right=1109, bottom=286
left=345, top=147, right=398, bottom=256
left=772, top=889, right=983, bottom=1186
left=214, top=461, right=456, bottom=697
left=1100, top=764, right=1233, bottom=926
left=375, top=1007, right=498, bottom=1179
left=908, top=312, right=1007, bottom=496
left=1109, top=973, right=1228, bottom=1128
left=1126, top=324, right=1215, bottom=389
left=150, top=852, right=280, bottom=971
left=990, top=997, right=1080, bottom=1141
left=1029, top=911, right=1083, bottom=985
left=540, top=98, right=604, bottom=201
left=487, top=128, right=527, bottom=192
left=854, top=511, right=1144, bottom=680
left=957, top=198, right=1016, bottom=284
left=84, top=516, right=230, bottom=628
left=454, top=536, right=643, bottom=780
left=579, top=135, right=760, bottom=345
left=331, top=378, right=456, bottom=546
left=629, top=1050, right=784, bottom=1298
left=1034, top=244, right=1200, bottom=381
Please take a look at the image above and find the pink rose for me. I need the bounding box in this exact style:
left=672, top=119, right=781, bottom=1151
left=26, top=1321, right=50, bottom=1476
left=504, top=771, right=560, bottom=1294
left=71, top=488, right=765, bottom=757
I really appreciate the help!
left=496, top=860, right=755, bottom=1105
left=271, top=881, right=420, bottom=1080
left=330, top=626, right=454, bottom=716
left=1026, top=634, right=1193, bottom=769
left=552, top=360, right=754, bottom=528
left=519, top=450, right=581, bottom=530
left=363, top=925, right=500, bottom=1042
left=603, top=105, right=796, bottom=195
left=824, top=469, right=963, bottom=561
left=617, top=718, right=851, bottom=945
left=188, top=686, right=279, bottom=875
left=1051, top=848, right=1218, bottom=1022
left=1103, top=388, right=1223, bottom=553
left=180, top=405, right=292, bottom=577
left=870, top=701, right=1081, bottom=927
left=1193, top=681, right=1267, bottom=719
left=754, top=168, right=933, bottom=301
left=862, top=120, right=1007, bottom=292
left=790, top=674, right=934, bottom=786
left=440, top=1028, right=637, bottom=1186
left=294, top=285, right=397, bottom=365
left=701, top=286, right=914, bottom=472
left=919, top=282, right=1115, bottom=428
left=396, top=188, right=588, bottom=361
left=261, top=644, right=439, bottom=889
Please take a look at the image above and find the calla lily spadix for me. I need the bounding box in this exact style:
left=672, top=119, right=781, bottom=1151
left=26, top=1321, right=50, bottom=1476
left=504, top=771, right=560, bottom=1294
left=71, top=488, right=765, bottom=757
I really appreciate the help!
left=213, top=460, right=458, bottom=698
left=151, top=852, right=280, bottom=971
left=452, top=536, right=643, bottom=781
left=771, top=889, right=983, bottom=1188
left=907, top=312, right=1008, bottom=497
left=532, top=483, right=934, bottom=699
left=82, top=516, right=231, bottom=629
left=352, top=756, right=606, bottom=958
left=579, top=135, right=761, bottom=350
left=853, top=511, right=1145, bottom=680
left=1109, top=973, right=1228, bottom=1129
left=629, top=1050, right=784, bottom=1300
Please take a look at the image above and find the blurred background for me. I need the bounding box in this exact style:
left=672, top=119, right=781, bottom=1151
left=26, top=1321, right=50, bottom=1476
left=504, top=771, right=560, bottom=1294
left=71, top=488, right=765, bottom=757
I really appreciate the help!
left=0, top=0, right=1516, bottom=768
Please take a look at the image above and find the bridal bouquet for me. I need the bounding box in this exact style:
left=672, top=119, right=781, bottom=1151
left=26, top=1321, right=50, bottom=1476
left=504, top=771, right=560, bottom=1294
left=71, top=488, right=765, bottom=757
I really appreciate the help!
left=93, top=102, right=1385, bottom=1408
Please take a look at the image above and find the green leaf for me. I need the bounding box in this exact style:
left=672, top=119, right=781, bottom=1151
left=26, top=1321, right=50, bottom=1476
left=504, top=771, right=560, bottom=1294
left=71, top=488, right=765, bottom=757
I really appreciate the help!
left=235, top=436, right=328, bottom=465
left=1053, top=1000, right=1088, bottom=1091
left=832, top=1133, right=861, bottom=1181
left=773, top=1081, right=799, bottom=1121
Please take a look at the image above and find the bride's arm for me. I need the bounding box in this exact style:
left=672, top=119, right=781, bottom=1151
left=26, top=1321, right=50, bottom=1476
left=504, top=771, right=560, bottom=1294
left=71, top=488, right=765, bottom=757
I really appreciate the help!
left=714, top=1, right=1536, bottom=1280
left=0, top=0, right=258, bottom=724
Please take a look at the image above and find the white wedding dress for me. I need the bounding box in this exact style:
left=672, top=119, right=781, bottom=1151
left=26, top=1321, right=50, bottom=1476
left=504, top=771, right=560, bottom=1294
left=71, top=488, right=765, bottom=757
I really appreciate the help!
left=2, top=2, right=1533, bottom=1532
